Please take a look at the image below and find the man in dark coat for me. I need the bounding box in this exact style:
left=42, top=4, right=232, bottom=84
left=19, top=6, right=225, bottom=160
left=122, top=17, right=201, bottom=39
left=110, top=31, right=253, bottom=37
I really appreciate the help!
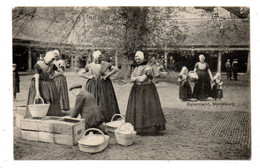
left=69, top=84, right=105, bottom=130
left=13, top=64, right=20, bottom=101
left=225, top=59, right=232, bottom=80
left=232, top=59, right=239, bottom=80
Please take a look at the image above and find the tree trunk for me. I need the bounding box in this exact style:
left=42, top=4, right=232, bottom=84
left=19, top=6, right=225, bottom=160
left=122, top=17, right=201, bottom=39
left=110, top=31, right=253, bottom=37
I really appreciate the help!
left=119, top=7, right=148, bottom=79
left=27, top=46, right=32, bottom=72
left=217, top=52, right=222, bottom=73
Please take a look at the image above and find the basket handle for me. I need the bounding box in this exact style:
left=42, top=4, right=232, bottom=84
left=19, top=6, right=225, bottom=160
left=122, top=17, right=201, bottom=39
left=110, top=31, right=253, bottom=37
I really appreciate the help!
left=111, top=114, right=125, bottom=122
left=33, top=97, right=45, bottom=105
left=83, top=128, right=106, bottom=140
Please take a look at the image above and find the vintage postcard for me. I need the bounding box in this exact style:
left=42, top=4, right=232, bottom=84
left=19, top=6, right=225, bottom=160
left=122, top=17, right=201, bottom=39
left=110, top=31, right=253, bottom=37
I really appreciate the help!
left=11, top=5, right=251, bottom=162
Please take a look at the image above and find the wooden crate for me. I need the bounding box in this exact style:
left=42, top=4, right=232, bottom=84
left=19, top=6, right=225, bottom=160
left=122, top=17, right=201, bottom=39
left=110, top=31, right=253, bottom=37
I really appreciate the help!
left=20, top=117, right=42, bottom=131
left=53, top=118, right=85, bottom=145
left=21, top=130, right=39, bottom=141
left=38, top=116, right=62, bottom=132
left=54, top=134, right=74, bottom=146
left=38, top=132, right=54, bottom=143
left=20, top=117, right=85, bottom=146
left=21, top=116, right=62, bottom=132
left=53, top=118, right=84, bottom=135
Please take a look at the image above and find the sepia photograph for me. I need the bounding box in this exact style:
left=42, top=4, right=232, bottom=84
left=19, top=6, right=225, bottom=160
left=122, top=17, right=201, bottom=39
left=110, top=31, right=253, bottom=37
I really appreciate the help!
left=11, top=6, right=251, bottom=161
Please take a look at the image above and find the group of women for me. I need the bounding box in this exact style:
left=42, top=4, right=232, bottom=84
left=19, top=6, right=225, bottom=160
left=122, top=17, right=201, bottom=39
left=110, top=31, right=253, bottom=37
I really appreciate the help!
left=25, top=50, right=69, bottom=118
left=26, top=50, right=166, bottom=135
left=25, top=48, right=223, bottom=135
left=178, top=54, right=223, bottom=101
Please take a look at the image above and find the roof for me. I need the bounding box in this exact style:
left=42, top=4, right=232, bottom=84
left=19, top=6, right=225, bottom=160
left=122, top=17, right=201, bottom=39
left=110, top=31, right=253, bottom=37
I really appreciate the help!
left=12, top=7, right=250, bottom=47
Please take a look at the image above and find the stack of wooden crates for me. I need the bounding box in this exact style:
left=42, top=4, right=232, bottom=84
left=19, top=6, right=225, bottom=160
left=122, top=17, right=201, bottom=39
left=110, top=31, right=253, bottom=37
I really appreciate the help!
left=18, top=114, right=85, bottom=146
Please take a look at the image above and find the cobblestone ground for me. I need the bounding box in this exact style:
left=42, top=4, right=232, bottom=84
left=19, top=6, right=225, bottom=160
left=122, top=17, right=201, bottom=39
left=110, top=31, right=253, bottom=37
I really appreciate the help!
left=13, top=72, right=250, bottom=160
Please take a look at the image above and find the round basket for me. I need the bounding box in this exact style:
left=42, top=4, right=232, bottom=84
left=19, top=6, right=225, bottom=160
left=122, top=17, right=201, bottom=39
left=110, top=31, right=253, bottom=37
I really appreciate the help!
left=105, top=114, right=125, bottom=133
left=115, top=124, right=136, bottom=146
left=188, top=71, right=199, bottom=82
left=28, top=97, right=50, bottom=118
left=78, top=128, right=109, bottom=153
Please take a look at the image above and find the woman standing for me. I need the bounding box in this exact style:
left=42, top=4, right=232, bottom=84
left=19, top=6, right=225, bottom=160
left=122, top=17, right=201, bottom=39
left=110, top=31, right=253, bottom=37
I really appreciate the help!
left=78, top=50, right=120, bottom=122
left=126, top=51, right=166, bottom=135
left=25, top=51, right=64, bottom=117
left=53, top=49, right=70, bottom=112
left=192, top=54, right=213, bottom=100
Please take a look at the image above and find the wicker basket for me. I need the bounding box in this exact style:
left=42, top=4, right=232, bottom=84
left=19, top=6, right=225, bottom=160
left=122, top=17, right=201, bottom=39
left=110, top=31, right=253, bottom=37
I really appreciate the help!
left=28, top=97, right=50, bottom=118
left=188, top=71, right=199, bottom=82
left=115, top=123, right=136, bottom=146
left=78, top=128, right=109, bottom=153
left=105, top=114, right=125, bottom=133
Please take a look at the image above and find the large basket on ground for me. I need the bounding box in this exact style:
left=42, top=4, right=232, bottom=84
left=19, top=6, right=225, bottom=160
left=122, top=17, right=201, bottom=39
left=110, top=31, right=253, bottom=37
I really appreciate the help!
left=115, top=123, right=136, bottom=146
left=28, top=97, right=50, bottom=118
left=188, top=71, right=199, bottom=82
left=78, top=128, right=109, bottom=153
left=105, top=114, right=125, bottom=133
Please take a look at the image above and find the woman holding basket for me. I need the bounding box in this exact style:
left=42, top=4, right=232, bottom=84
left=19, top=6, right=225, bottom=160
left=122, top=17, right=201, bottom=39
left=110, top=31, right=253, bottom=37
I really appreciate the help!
left=25, top=51, right=64, bottom=117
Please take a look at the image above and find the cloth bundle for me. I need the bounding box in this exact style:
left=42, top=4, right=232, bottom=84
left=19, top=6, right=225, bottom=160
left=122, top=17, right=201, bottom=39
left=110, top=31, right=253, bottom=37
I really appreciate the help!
left=115, top=123, right=136, bottom=134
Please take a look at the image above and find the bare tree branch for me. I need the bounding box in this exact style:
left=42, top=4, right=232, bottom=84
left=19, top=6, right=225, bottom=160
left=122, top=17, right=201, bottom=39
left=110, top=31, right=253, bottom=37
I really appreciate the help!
left=61, top=9, right=84, bottom=43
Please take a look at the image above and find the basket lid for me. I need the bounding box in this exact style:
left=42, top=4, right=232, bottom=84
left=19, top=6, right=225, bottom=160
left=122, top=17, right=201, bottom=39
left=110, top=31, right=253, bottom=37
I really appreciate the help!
left=78, top=129, right=109, bottom=146
left=115, top=122, right=136, bottom=134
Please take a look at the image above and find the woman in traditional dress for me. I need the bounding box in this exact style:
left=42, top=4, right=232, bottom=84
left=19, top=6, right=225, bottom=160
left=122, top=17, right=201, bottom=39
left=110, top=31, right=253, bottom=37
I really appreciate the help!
left=25, top=51, right=64, bottom=117
left=52, top=49, right=70, bottom=112
left=125, top=51, right=166, bottom=135
left=78, top=50, right=120, bottom=122
left=178, top=66, right=192, bottom=101
left=192, top=54, right=213, bottom=100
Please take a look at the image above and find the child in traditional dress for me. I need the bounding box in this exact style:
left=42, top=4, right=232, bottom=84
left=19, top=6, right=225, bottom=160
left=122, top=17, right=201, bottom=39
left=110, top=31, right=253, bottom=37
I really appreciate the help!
left=178, top=66, right=192, bottom=101
left=13, top=64, right=20, bottom=101
left=211, top=73, right=223, bottom=100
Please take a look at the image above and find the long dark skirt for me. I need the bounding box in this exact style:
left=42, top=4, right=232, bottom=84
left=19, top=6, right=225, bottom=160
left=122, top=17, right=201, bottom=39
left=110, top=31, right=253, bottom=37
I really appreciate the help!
left=211, top=86, right=223, bottom=99
left=54, top=75, right=70, bottom=110
left=25, top=79, right=63, bottom=118
left=126, top=83, right=166, bottom=135
left=179, top=80, right=192, bottom=101
left=85, top=78, right=120, bottom=122
left=193, top=70, right=211, bottom=100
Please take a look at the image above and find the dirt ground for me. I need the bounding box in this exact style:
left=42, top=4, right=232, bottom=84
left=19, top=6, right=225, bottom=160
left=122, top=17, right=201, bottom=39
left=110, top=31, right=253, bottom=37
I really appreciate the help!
left=13, top=72, right=251, bottom=160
